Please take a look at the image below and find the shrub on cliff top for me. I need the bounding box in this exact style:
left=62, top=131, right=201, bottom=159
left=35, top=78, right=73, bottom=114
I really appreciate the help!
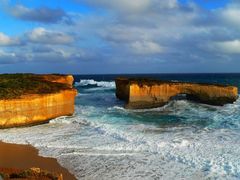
left=0, top=74, right=71, bottom=99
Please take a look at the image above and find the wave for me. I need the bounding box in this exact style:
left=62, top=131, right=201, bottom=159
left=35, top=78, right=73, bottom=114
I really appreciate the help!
left=111, top=94, right=240, bottom=112
left=109, top=99, right=217, bottom=113
left=75, top=79, right=115, bottom=88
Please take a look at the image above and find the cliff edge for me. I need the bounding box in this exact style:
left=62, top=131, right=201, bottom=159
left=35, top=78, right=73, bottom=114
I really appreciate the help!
left=0, top=74, right=77, bottom=128
left=115, top=77, right=238, bottom=109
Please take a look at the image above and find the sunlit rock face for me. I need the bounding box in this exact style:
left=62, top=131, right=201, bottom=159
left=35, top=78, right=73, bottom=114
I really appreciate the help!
left=0, top=75, right=77, bottom=128
left=116, top=77, right=238, bottom=109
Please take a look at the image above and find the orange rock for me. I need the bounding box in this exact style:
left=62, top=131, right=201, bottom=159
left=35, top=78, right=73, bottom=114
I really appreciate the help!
left=0, top=75, right=77, bottom=128
left=41, top=74, right=74, bottom=88
left=116, top=77, right=238, bottom=109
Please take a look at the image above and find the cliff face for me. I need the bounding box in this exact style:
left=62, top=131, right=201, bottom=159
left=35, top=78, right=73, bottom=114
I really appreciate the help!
left=0, top=74, right=77, bottom=128
left=116, top=78, right=238, bottom=109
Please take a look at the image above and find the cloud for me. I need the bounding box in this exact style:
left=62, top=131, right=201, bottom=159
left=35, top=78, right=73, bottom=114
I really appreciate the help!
left=0, top=32, right=21, bottom=46
left=0, top=45, right=88, bottom=65
left=213, top=40, right=240, bottom=54
left=130, top=41, right=164, bottom=55
left=0, top=27, right=84, bottom=65
left=26, top=27, right=74, bottom=45
left=85, top=0, right=151, bottom=13
left=221, top=6, right=240, bottom=26
left=9, top=5, right=71, bottom=24
left=83, top=0, right=178, bottom=13
left=0, top=50, right=19, bottom=64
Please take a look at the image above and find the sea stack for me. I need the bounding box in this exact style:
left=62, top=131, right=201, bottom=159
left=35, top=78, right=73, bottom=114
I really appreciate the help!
left=115, top=77, right=238, bottom=109
left=0, top=74, right=77, bottom=128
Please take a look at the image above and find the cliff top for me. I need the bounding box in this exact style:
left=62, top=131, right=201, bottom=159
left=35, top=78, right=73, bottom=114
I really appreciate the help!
left=116, top=77, right=234, bottom=88
left=0, top=74, right=73, bottom=100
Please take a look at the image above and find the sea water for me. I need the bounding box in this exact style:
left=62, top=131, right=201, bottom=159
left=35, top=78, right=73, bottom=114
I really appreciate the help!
left=0, top=74, right=240, bottom=179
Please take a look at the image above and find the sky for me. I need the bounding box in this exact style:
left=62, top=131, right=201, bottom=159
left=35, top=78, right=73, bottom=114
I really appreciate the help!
left=0, top=0, right=239, bottom=74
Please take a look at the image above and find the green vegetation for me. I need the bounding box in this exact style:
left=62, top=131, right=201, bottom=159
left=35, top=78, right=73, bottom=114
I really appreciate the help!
left=0, top=74, right=71, bottom=100
left=116, top=77, right=229, bottom=87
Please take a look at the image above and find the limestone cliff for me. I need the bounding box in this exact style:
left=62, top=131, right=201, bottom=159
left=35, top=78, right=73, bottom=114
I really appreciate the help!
left=0, top=74, right=77, bottom=128
left=116, top=77, right=238, bottom=109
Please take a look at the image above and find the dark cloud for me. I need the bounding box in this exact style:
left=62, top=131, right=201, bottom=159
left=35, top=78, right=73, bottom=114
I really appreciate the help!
left=10, top=5, right=71, bottom=24
left=0, top=50, right=22, bottom=64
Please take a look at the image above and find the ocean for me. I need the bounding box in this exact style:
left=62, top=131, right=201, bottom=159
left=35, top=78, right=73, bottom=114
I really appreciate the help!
left=0, top=73, right=240, bottom=179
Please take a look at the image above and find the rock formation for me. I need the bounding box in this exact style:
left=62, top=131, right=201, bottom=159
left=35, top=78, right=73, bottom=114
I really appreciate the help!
left=0, top=74, right=77, bottom=128
left=0, top=167, right=63, bottom=180
left=115, top=77, right=238, bottom=109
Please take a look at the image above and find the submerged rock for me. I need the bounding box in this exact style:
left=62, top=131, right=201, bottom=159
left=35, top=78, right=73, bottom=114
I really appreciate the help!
left=115, top=77, right=238, bottom=109
left=0, top=74, right=77, bottom=128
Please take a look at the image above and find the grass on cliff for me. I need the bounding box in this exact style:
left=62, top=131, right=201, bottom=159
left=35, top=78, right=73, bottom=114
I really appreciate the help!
left=116, top=77, right=230, bottom=87
left=0, top=74, right=71, bottom=100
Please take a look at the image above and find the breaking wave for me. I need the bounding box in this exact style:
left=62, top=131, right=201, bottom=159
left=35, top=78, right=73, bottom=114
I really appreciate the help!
left=75, top=79, right=115, bottom=89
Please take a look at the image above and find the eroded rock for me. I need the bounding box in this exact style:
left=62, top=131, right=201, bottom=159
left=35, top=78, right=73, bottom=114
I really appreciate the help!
left=0, top=74, right=77, bottom=128
left=115, top=77, right=238, bottom=109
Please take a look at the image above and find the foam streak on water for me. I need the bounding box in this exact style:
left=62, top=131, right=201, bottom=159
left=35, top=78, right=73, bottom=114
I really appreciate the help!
left=0, top=79, right=240, bottom=180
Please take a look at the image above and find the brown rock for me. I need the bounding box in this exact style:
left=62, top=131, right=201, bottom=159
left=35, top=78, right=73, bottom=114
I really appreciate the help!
left=115, top=77, right=238, bottom=109
left=0, top=167, right=63, bottom=180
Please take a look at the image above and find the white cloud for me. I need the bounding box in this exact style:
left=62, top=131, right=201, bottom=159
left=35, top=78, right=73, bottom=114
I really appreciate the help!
left=213, top=40, right=240, bottom=54
left=221, top=7, right=240, bottom=26
left=130, top=41, right=164, bottom=55
left=27, top=27, right=73, bottom=44
left=0, top=50, right=16, bottom=57
left=0, top=32, right=20, bottom=46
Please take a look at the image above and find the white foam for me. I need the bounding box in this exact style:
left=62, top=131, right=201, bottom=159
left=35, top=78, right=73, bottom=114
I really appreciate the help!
left=76, top=93, right=89, bottom=97
left=108, top=106, right=125, bottom=111
left=75, top=79, right=115, bottom=88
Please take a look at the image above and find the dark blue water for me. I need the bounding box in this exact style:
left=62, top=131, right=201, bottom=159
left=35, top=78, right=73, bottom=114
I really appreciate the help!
left=74, top=73, right=240, bottom=89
